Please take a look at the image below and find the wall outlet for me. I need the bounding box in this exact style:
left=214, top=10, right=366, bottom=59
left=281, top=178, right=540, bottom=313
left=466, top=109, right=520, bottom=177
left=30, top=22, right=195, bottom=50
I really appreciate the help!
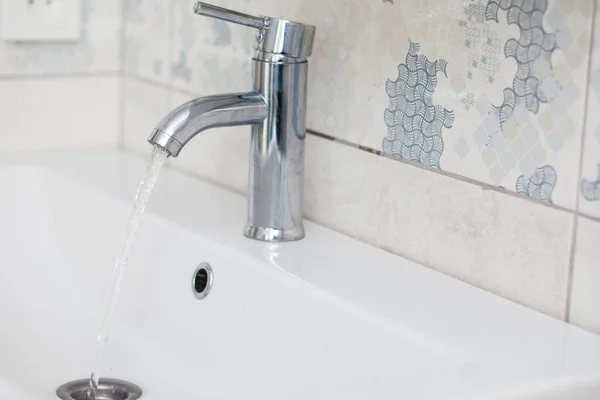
left=0, top=0, right=82, bottom=42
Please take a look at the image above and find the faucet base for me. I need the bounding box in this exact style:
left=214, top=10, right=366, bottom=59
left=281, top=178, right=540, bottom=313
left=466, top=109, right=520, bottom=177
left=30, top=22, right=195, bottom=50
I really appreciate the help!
left=243, top=225, right=305, bottom=242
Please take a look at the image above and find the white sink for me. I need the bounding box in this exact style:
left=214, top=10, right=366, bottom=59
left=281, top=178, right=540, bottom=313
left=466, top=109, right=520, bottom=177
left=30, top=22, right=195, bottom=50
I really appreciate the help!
left=1, top=149, right=600, bottom=399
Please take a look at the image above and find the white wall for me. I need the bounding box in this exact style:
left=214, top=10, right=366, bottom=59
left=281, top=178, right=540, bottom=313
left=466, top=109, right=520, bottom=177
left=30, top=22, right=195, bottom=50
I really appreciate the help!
left=0, top=0, right=122, bottom=153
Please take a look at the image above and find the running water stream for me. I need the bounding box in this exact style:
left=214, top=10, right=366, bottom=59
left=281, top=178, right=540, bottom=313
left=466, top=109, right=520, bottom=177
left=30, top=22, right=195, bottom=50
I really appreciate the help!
left=86, top=145, right=169, bottom=400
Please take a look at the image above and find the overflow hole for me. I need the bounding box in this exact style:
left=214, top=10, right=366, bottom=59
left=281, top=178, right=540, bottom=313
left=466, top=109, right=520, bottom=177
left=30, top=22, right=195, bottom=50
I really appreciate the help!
left=192, top=263, right=213, bottom=299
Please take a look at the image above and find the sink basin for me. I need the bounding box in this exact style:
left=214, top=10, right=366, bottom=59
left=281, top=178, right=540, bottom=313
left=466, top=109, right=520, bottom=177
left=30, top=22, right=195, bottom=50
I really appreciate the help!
left=1, top=149, right=600, bottom=399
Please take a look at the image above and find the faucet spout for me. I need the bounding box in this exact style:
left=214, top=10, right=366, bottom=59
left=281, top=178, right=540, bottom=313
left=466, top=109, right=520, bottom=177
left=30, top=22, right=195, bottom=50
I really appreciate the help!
left=148, top=92, right=268, bottom=157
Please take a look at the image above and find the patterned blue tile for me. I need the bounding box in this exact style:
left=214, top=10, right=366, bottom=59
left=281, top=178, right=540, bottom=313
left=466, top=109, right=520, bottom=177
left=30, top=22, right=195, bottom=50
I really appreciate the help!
left=582, top=165, right=600, bottom=202
left=486, top=0, right=559, bottom=123
left=516, top=165, right=557, bottom=203
left=460, top=0, right=502, bottom=86
left=382, top=42, right=454, bottom=169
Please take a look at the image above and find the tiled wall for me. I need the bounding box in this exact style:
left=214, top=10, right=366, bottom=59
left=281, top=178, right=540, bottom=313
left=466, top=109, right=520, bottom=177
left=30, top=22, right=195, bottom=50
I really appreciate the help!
left=569, top=5, right=600, bottom=334
left=121, top=0, right=600, bottom=331
left=0, top=0, right=122, bottom=153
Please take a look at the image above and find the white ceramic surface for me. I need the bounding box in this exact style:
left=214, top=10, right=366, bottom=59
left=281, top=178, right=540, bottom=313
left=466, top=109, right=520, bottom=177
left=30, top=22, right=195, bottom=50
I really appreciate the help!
left=1, top=149, right=600, bottom=399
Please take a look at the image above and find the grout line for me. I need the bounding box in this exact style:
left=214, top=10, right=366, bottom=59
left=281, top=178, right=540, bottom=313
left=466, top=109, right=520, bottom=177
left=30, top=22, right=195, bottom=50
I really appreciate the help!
left=123, top=73, right=587, bottom=219
left=117, top=0, right=127, bottom=151
left=117, top=75, right=125, bottom=151
left=578, top=211, right=600, bottom=224
left=0, top=71, right=119, bottom=80
left=308, top=128, right=578, bottom=216
left=564, top=0, right=597, bottom=322
left=168, top=0, right=173, bottom=89
left=308, top=129, right=383, bottom=156
left=166, top=0, right=175, bottom=122
left=118, top=0, right=126, bottom=74
left=565, top=213, right=579, bottom=322
left=168, top=0, right=175, bottom=102
left=123, top=71, right=200, bottom=98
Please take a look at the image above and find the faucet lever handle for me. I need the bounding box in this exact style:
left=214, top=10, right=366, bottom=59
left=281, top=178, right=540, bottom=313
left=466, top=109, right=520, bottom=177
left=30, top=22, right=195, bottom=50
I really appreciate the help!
left=193, top=2, right=268, bottom=30
left=193, top=1, right=315, bottom=59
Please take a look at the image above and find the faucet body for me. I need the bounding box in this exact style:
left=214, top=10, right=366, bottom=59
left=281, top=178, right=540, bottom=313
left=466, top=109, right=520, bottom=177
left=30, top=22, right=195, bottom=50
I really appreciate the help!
left=246, top=55, right=308, bottom=241
left=149, top=2, right=315, bottom=242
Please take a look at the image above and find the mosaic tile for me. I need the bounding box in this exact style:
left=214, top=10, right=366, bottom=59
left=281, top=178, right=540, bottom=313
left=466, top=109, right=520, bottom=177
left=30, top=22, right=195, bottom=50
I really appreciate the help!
left=538, top=109, right=555, bottom=134
left=503, top=118, right=518, bottom=140
left=516, top=165, right=557, bottom=204
left=461, top=92, right=475, bottom=111
left=382, top=42, right=454, bottom=169
left=518, top=154, right=537, bottom=178
left=375, top=1, right=588, bottom=209
left=385, top=0, right=591, bottom=209
left=509, top=137, right=527, bottom=159
left=579, top=2, right=600, bottom=218
left=582, top=165, right=600, bottom=202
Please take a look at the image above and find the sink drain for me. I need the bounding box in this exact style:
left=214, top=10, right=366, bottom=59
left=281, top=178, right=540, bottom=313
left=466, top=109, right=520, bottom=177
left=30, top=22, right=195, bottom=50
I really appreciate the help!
left=56, top=378, right=142, bottom=400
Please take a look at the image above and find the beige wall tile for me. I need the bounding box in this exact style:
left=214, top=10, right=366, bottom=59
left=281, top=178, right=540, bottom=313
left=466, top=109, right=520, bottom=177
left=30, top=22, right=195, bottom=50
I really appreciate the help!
left=0, top=76, right=120, bottom=153
left=569, top=216, right=600, bottom=334
left=305, top=135, right=572, bottom=318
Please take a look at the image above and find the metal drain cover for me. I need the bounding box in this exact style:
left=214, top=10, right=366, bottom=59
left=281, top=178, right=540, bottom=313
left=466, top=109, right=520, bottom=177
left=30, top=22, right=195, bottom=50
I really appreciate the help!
left=56, top=378, right=142, bottom=400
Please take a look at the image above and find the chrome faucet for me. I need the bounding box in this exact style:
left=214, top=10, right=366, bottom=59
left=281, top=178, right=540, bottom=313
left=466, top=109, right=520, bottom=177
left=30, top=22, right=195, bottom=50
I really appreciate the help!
left=149, top=2, right=316, bottom=242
